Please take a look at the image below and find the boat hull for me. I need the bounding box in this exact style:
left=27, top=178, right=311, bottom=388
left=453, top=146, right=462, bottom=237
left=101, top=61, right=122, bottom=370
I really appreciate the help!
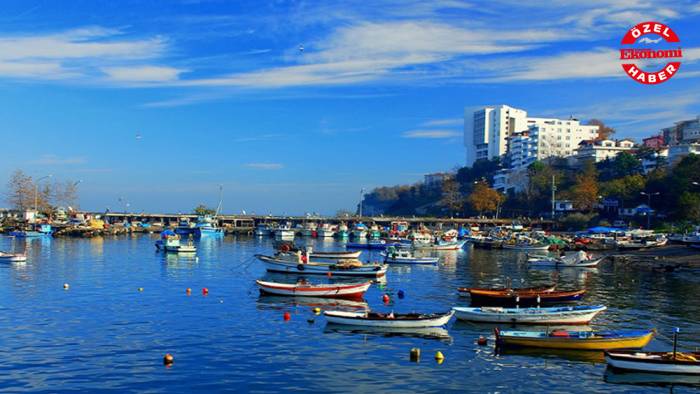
left=256, top=255, right=387, bottom=277
left=255, top=280, right=371, bottom=299
left=452, top=306, right=606, bottom=324
left=310, top=251, right=362, bottom=259
left=497, top=330, right=654, bottom=350
left=605, top=351, right=700, bottom=374
left=324, top=310, right=454, bottom=328
left=528, top=257, right=602, bottom=268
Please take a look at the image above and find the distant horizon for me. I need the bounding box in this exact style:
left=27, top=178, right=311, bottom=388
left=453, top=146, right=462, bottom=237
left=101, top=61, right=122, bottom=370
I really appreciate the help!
left=1, top=1, right=698, bottom=215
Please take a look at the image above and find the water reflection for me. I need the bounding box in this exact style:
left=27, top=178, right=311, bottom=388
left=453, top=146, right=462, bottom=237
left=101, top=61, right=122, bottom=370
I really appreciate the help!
left=324, top=324, right=453, bottom=342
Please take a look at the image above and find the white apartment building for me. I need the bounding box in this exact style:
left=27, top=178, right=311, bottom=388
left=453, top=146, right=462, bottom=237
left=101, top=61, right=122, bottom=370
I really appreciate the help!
left=507, top=118, right=599, bottom=169
left=464, top=105, right=529, bottom=166
left=574, top=139, right=636, bottom=163
left=465, top=105, right=599, bottom=167
left=667, top=143, right=700, bottom=166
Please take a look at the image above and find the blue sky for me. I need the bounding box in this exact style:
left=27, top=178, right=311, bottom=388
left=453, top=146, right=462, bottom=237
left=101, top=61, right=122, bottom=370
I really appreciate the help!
left=1, top=0, right=699, bottom=215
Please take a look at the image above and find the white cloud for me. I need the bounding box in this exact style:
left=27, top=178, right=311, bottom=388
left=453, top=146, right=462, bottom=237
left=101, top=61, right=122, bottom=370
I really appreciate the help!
left=402, top=129, right=460, bottom=138
left=103, top=66, right=185, bottom=82
left=423, top=118, right=463, bottom=127
left=244, top=162, right=284, bottom=170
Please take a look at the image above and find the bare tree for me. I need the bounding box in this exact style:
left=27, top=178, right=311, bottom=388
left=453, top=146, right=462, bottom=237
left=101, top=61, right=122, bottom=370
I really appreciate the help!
left=54, top=180, right=79, bottom=209
left=5, top=170, right=34, bottom=210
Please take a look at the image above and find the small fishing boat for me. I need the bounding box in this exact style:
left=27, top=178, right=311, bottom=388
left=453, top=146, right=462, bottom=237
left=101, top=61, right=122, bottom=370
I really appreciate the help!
left=528, top=251, right=603, bottom=268
left=309, top=250, right=362, bottom=260
left=616, top=234, right=668, bottom=250
left=9, top=224, right=52, bottom=238
left=255, top=280, right=371, bottom=299
left=174, top=217, right=195, bottom=236
left=256, top=255, right=387, bottom=277
left=317, top=224, right=336, bottom=238
left=452, top=305, right=607, bottom=325
left=431, top=240, right=467, bottom=251
left=457, top=285, right=556, bottom=297
left=0, top=251, right=27, bottom=262
left=274, top=224, right=295, bottom=240
left=605, top=351, right=700, bottom=374
left=351, top=223, right=368, bottom=239
left=336, top=223, right=350, bottom=239
left=300, top=222, right=318, bottom=237
left=324, top=310, right=454, bottom=328
left=604, top=367, right=700, bottom=386
left=495, top=328, right=655, bottom=350
left=155, top=230, right=197, bottom=253
left=254, top=223, right=272, bottom=237
left=345, top=240, right=387, bottom=250
left=464, top=287, right=585, bottom=307
left=368, top=224, right=382, bottom=240
left=193, top=215, right=225, bottom=237
left=380, top=247, right=439, bottom=265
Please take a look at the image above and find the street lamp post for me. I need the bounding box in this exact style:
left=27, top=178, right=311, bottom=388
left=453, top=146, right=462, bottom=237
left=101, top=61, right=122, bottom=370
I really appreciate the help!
left=640, top=191, right=660, bottom=229
left=359, top=188, right=365, bottom=217
left=34, top=174, right=53, bottom=213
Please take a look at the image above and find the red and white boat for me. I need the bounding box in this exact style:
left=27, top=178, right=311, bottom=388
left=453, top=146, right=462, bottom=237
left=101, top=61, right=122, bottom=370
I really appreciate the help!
left=255, top=279, right=371, bottom=299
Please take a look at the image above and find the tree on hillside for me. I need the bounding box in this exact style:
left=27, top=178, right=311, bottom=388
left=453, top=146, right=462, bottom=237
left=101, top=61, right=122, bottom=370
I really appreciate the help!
left=597, top=152, right=643, bottom=181
left=599, top=174, right=646, bottom=204
left=587, top=119, right=615, bottom=140
left=469, top=181, right=504, bottom=216
left=570, top=162, right=599, bottom=211
left=193, top=204, right=216, bottom=216
left=678, top=192, right=700, bottom=222
left=439, top=178, right=464, bottom=216
left=5, top=170, right=34, bottom=211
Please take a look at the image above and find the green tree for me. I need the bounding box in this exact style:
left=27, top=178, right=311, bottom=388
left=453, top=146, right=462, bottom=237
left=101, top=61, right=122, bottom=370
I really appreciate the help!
left=193, top=204, right=216, bottom=216
left=678, top=192, right=700, bottom=222
left=439, top=178, right=464, bottom=216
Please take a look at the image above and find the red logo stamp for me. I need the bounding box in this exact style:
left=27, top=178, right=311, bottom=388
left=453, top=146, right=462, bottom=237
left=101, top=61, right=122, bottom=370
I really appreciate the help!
left=620, top=21, right=682, bottom=84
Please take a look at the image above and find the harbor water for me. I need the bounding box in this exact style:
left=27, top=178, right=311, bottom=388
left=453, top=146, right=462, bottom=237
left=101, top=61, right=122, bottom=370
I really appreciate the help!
left=1, top=235, right=699, bottom=393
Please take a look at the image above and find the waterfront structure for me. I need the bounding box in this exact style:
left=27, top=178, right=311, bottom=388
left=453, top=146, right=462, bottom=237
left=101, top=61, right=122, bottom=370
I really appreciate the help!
left=662, top=116, right=700, bottom=145
left=573, top=139, right=636, bottom=163
left=464, top=105, right=528, bottom=166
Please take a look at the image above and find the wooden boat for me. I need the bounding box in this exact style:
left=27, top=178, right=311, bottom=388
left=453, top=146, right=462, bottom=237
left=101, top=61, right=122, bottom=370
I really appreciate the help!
left=495, top=328, right=655, bottom=350
left=324, top=310, right=454, bottom=328
left=256, top=254, right=388, bottom=277
left=452, top=305, right=607, bottom=325
left=466, top=288, right=585, bottom=307
left=604, top=367, right=700, bottom=386
left=503, top=243, right=550, bottom=251
left=309, top=250, right=362, bottom=260
left=0, top=251, right=27, bottom=262
left=605, top=351, right=700, bottom=374
left=457, top=285, right=556, bottom=298
left=255, top=280, right=371, bottom=299
left=380, top=249, right=439, bottom=265
left=414, top=240, right=466, bottom=251
left=528, top=252, right=603, bottom=268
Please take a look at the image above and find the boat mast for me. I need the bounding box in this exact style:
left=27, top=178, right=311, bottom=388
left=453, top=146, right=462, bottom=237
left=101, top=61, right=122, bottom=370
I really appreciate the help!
left=215, top=184, right=223, bottom=218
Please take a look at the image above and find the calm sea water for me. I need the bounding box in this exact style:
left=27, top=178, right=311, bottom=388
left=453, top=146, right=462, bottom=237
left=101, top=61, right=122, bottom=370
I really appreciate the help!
left=0, top=234, right=699, bottom=393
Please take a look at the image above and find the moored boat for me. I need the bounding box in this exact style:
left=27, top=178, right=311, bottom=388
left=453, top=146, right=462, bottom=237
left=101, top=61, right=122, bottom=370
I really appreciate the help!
left=463, top=287, right=585, bottom=307
left=345, top=240, right=387, bottom=250
left=324, top=310, right=454, bottom=328
left=452, top=305, right=607, bottom=325
left=274, top=224, right=295, bottom=240
left=381, top=247, right=439, bottom=264
left=255, top=279, right=371, bottom=299
left=351, top=223, right=368, bottom=239
left=528, top=251, right=603, bottom=268
left=256, top=254, right=387, bottom=277
left=155, top=230, right=197, bottom=253
left=309, top=250, right=362, bottom=260
left=254, top=223, right=272, bottom=237
left=193, top=215, right=225, bottom=237
left=605, top=351, right=700, bottom=374
left=317, top=223, right=336, bottom=238
left=457, top=285, right=556, bottom=297
left=0, top=251, right=27, bottom=262
left=495, top=328, right=655, bottom=350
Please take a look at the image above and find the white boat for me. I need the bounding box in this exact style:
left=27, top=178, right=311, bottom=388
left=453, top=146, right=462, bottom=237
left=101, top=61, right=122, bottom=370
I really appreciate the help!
left=300, top=222, right=318, bottom=237
left=381, top=248, right=438, bottom=264
left=324, top=310, right=454, bottom=328
left=410, top=231, right=435, bottom=247
left=606, top=351, right=700, bottom=374
left=255, top=254, right=387, bottom=277
left=452, top=305, right=607, bottom=324
left=255, top=280, right=371, bottom=299
left=155, top=231, right=197, bottom=253
left=616, top=234, right=668, bottom=250
left=274, top=224, right=295, bottom=240
left=309, top=250, right=362, bottom=260
left=317, top=224, right=336, bottom=238
left=351, top=223, right=368, bottom=239
left=254, top=224, right=272, bottom=237
left=0, top=251, right=27, bottom=262
left=528, top=251, right=603, bottom=268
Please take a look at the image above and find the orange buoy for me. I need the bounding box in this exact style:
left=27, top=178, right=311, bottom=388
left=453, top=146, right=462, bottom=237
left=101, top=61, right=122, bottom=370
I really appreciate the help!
left=477, top=336, right=488, bottom=346
left=186, top=288, right=192, bottom=295
left=283, top=311, right=291, bottom=321
left=163, top=353, right=174, bottom=365
left=202, top=287, right=209, bottom=295
left=382, top=294, right=390, bottom=304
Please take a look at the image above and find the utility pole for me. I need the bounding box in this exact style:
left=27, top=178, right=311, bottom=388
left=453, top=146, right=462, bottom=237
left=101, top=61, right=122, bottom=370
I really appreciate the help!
left=359, top=188, right=365, bottom=217
left=640, top=191, right=660, bottom=229
left=551, top=175, right=556, bottom=219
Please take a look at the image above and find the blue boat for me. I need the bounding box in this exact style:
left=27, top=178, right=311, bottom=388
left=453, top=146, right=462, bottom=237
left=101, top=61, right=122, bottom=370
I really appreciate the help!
left=176, top=216, right=224, bottom=237
left=10, top=224, right=52, bottom=238
left=346, top=240, right=388, bottom=250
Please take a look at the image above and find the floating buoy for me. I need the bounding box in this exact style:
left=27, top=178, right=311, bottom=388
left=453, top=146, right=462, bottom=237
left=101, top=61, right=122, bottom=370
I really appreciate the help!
left=477, top=336, right=488, bottom=346
left=307, top=318, right=315, bottom=324
left=398, top=290, right=405, bottom=299
left=138, top=287, right=144, bottom=292
left=410, top=348, right=421, bottom=362
left=163, top=353, right=174, bottom=365
left=382, top=294, right=390, bottom=304
left=283, top=311, right=291, bottom=321
left=186, top=288, right=192, bottom=295
left=202, top=287, right=209, bottom=295
left=435, top=351, right=445, bottom=363
left=313, top=307, right=321, bottom=315
left=195, top=257, right=199, bottom=262
left=63, top=283, right=69, bottom=290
